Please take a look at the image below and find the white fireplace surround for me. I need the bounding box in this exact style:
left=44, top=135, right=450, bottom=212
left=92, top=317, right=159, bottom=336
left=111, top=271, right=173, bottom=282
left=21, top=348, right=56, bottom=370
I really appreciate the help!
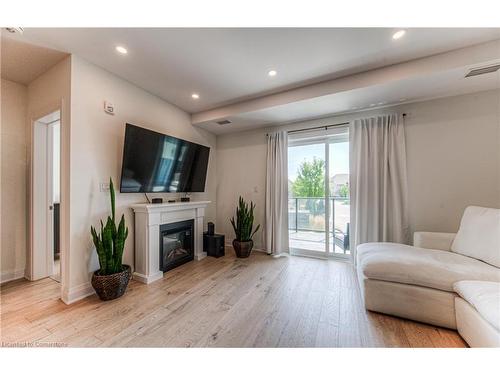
left=131, top=201, right=211, bottom=284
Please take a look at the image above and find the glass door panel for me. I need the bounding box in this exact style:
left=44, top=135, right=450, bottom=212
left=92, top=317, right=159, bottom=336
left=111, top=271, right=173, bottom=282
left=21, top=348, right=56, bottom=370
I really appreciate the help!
left=328, top=140, right=350, bottom=256
left=288, top=142, right=326, bottom=254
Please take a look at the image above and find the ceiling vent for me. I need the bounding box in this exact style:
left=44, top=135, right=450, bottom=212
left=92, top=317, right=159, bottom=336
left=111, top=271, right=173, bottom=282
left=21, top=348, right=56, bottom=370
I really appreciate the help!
left=4, top=27, right=24, bottom=34
left=465, top=64, right=500, bottom=78
left=216, top=119, right=232, bottom=125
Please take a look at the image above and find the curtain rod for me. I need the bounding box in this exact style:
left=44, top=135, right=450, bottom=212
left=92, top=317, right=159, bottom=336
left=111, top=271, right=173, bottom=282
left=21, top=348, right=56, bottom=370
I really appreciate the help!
left=266, top=113, right=407, bottom=137
left=287, top=121, right=349, bottom=135
left=266, top=121, right=349, bottom=136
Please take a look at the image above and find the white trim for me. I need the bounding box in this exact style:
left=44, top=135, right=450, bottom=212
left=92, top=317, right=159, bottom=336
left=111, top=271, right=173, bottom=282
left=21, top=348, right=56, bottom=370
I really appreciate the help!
left=132, top=271, right=163, bottom=284
left=325, top=139, right=330, bottom=254
left=0, top=268, right=26, bottom=284
left=287, top=125, right=352, bottom=262
left=29, top=108, right=64, bottom=283
left=61, top=282, right=95, bottom=305
left=290, top=247, right=352, bottom=262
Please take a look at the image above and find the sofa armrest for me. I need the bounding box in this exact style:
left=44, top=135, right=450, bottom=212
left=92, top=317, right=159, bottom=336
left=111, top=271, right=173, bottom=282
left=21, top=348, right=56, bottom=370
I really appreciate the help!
left=413, top=232, right=456, bottom=251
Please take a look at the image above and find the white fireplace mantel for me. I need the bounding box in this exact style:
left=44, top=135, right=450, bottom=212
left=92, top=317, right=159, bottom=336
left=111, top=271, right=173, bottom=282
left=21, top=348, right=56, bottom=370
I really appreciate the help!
left=131, top=200, right=210, bottom=284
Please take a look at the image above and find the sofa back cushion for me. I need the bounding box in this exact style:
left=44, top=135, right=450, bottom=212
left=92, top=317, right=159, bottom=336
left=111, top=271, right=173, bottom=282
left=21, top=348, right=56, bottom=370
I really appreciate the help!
left=451, top=206, right=500, bottom=267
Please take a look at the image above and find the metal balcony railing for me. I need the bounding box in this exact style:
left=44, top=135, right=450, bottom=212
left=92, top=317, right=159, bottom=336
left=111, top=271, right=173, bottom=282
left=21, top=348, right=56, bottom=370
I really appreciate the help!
left=288, top=197, right=350, bottom=251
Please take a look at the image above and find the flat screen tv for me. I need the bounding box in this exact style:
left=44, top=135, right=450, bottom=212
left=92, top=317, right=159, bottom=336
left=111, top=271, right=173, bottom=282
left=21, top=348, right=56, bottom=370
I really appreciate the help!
left=120, top=123, right=210, bottom=193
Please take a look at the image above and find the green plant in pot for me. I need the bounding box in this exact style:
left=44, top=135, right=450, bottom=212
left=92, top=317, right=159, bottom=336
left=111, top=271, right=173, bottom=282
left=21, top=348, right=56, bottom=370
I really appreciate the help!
left=90, top=178, right=130, bottom=301
left=230, top=196, right=260, bottom=258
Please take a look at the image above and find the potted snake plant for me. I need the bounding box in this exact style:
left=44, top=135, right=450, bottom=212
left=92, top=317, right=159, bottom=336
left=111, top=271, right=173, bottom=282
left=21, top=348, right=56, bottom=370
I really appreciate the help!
left=90, top=178, right=130, bottom=301
left=230, top=196, right=260, bottom=258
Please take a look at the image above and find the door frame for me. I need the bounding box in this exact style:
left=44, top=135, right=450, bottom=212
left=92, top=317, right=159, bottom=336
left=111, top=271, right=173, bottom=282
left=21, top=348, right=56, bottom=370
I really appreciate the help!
left=28, top=98, right=70, bottom=303
left=287, top=126, right=351, bottom=260
left=30, top=110, right=60, bottom=280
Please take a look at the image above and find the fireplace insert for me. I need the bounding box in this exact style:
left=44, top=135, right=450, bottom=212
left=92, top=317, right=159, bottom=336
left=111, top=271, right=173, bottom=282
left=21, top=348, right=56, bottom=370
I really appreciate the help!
left=159, top=219, right=194, bottom=272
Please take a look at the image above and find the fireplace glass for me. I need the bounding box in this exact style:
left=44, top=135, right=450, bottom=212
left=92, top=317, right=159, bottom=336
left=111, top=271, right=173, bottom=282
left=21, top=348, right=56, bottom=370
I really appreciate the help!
left=159, top=219, right=194, bottom=272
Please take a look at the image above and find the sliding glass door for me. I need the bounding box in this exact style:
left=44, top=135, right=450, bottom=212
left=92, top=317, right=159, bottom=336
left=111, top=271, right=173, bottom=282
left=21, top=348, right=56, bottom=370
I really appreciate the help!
left=287, top=127, right=350, bottom=259
left=328, top=138, right=350, bottom=256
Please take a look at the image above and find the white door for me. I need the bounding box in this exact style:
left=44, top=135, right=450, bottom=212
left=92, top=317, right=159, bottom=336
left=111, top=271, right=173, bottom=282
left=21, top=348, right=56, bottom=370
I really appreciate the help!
left=32, top=111, right=60, bottom=280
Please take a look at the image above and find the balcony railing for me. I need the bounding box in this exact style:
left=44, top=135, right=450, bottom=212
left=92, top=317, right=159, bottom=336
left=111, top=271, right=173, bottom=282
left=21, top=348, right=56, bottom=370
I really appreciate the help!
left=288, top=197, right=350, bottom=251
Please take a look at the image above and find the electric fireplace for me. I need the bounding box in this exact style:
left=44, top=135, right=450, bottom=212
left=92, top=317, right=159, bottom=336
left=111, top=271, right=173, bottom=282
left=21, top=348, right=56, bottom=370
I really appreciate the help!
left=159, top=219, right=194, bottom=272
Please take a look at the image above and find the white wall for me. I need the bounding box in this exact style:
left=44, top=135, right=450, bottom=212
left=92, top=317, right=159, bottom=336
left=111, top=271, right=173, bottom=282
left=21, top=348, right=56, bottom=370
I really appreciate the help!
left=404, top=90, right=500, bottom=234
left=1, top=79, right=28, bottom=282
left=216, top=89, right=500, bottom=249
left=69, top=56, right=217, bottom=292
left=216, top=130, right=267, bottom=249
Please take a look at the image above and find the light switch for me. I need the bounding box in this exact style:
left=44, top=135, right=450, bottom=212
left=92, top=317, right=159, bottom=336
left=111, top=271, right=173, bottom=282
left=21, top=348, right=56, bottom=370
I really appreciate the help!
left=100, top=182, right=110, bottom=192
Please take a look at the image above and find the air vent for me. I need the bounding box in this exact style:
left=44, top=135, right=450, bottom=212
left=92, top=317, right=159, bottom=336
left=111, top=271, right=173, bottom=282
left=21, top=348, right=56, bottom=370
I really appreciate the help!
left=5, top=27, right=24, bottom=34
left=216, top=119, right=232, bottom=125
left=465, top=64, right=500, bottom=78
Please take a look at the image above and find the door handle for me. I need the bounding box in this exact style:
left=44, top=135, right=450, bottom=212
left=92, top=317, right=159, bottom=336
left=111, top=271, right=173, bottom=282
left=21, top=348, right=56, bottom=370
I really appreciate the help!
left=49, top=205, right=53, bottom=210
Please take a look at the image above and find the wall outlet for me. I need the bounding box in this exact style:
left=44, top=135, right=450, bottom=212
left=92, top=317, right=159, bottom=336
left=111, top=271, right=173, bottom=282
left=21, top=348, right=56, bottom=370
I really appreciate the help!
left=100, top=182, right=110, bottom=192
left=104, top=101, right=115, bottom=115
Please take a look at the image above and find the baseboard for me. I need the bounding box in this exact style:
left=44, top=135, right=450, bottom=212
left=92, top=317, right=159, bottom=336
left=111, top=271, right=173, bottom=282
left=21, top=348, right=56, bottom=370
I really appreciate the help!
left=0, top=268, right=26, bottom=284
left=61, top=282, right=95, bottom=305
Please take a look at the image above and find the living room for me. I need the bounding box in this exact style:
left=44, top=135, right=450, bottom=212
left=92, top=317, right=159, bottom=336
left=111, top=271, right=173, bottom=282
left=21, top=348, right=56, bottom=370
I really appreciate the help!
left=1, top=1, right=499, bottom=374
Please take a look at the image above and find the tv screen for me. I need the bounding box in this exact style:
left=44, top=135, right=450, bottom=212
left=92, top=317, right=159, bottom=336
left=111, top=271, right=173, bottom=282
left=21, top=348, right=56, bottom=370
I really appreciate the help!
left=120, top=123, right=210, bottom=193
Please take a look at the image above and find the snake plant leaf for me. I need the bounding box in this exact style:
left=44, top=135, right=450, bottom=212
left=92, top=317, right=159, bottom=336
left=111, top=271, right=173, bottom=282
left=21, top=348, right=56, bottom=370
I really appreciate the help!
left=90, top=178, right=129, bottom=275
left=250, top=224, right=260, bottom=240
left=114, top=214, right=127, bottom=271
left=110, top=177, right=115, bottom=222
left=230, top=196, right=260, bottom=242
left=91, top=226, right=107, bottom=274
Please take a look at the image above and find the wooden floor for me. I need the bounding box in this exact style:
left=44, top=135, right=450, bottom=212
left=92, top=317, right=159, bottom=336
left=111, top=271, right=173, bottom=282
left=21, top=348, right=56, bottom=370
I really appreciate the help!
left=0, top=250, right=466, bottom=347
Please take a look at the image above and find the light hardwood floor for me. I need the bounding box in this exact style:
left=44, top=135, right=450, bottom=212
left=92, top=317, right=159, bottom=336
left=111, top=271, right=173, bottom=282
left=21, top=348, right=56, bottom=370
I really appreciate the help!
left=0, top=250, right=466, bottom=347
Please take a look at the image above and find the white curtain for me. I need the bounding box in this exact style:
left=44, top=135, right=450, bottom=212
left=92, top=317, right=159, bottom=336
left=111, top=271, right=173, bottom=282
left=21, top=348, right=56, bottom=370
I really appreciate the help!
left=349, top=114, right=409, bottom=258
left=265, top=131, right=289, bottom=255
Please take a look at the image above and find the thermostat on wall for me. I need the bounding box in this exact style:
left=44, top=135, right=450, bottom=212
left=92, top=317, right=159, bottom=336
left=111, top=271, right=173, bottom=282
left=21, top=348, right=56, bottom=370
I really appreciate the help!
left=104, top=101, right=115, bottom=115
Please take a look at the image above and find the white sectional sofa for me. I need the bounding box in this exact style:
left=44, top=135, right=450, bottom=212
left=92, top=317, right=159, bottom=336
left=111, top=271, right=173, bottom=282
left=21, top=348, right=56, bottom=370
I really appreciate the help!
left=357, top=206, right=500, bottom=347
left=454, top=280, right=500, bottom=347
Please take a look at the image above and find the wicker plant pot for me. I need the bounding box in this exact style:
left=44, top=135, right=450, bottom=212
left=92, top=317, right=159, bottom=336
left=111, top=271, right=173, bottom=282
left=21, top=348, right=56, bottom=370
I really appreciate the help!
left=91, top=265, right=131, bottom=301
left=232, top=239, right=253, bottom=258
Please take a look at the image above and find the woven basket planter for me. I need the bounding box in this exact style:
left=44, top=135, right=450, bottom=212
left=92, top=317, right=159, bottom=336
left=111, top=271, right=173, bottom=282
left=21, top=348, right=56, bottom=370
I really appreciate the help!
left=91, top=265, right=132, bottom=301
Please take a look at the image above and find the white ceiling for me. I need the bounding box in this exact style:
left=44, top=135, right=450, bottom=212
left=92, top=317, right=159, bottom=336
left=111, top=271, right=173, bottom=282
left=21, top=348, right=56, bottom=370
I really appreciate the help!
left=5, top=28, right=500, bottom=112
left=216, top=68, right=500, bottom=134
left=192, top=39, right=500, bottom=134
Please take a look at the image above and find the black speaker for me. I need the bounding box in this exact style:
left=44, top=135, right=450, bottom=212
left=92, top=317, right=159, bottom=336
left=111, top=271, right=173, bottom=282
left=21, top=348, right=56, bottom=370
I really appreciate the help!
left=203, top=233, right=225, bottom=258
left=207, top=222, right=215, bottom=235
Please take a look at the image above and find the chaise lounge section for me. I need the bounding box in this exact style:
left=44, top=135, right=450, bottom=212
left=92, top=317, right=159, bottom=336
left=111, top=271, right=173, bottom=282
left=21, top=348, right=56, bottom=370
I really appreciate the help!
left=357, top=206, right=500, bottom=346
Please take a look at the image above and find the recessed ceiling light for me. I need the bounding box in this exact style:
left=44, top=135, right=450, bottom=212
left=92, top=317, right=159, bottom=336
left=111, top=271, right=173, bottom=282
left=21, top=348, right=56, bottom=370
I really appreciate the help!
left=115, top=45, right=128, bottom=54
left=191, top=93, right=200, bottom=100
left=392, top=30, right=406, bottom=40
left=268, top=70, right=277, bottom=77
left=369, top=103, right=376, bottom=107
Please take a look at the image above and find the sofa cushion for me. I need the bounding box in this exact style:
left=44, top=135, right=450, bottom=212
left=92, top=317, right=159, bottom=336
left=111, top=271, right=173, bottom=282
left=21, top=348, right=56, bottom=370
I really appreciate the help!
left=454, top=281, right=500, bottom=331
left=451, top=206, right=500, bottom=268
left=357, top=242, right=500, bottom=292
